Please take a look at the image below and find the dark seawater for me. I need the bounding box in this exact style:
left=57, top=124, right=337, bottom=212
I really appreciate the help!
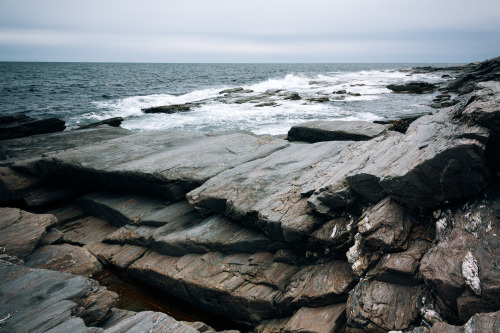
left=0, top=62, right=460, bottom=135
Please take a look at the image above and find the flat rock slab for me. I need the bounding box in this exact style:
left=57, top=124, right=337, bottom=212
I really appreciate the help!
left=346, top=280, right=426, bottom=333
left=128, top=251, right=300, bottom=324
left=0, top=207, right=57, bottom=259
left=85, top=242, right=148, bottom=269
left=0, top=260, right=117, bottom=331
left=287, top=121, right=386, bottom=143
left=25, top=243, right=101, bottom=277
left=0, top=125, right=132, bottom=161
left=57, top=216, right=118, bottom=246
left=27, top=130, right=288, bottom=200
left=80, top=192, right=196, bottom=227
left=188, top=141, right=353, bottom=242
left=0, top=166, right=42, bottom=205
left=430, top=310, right=500, bottom=333
left=103, top=310, right=199, bottom=333
left=283, top=304, right=346, bottom=333
left=151, top=214, right=274, bottom=256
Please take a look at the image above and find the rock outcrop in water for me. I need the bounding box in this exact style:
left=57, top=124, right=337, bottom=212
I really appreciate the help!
left=1, top=56, right=500, bottom=333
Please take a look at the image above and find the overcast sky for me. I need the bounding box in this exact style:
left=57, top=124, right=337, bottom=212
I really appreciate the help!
left=1, top=0, right=499, bottom=63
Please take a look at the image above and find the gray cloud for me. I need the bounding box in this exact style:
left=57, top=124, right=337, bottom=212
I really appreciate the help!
left=1, top=0, right=499, bottom=62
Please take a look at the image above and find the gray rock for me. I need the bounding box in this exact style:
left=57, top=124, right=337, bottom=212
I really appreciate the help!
left=85, top=243, right=148, bottom=269
left=57, top=216, right=118, bottom=246
left=47, top=203, right=86, bottom=225
left=104, top=224, right=157, bottom=247
left=77, top=117, right=124, bottom=130
left=39, top=228, right=63, bottom=245
left=0, top=125, right=132, bottom=161
left=151, top=214, right=274, bottom=256
left=26, top=130, right=288, bottom=201
left=445, top=55, right=500, bottom=92
left=25, top=244, right=102, bottom=277
left=79, top=192, right=195, bottom=227
left=0, top=116, right=66, bottom=141
left=103, top=311, right=199, bottom=333
left=0, top=207, right=57, bottom=259
left=386, top=82, right=437, bottom=94
left=0, top=261, right=117, bottom=331
left=142, top=103, right=200, bottom=114
left=0, top=166, right=42, bottom=205
left=287, top=121, right=386, bottom=143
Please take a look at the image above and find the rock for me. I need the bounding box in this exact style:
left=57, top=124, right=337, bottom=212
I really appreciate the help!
left=279, top=261, right=357, bottom=308
left=151, top=214, right=274, bottom=256
left=346, top=280, right=426, bottom=333
left=0, top=166, right=42, bottom=205
left=233, top=90, right=281, bottom=104
left=347, top=92, right=361, bottom=97
left=0, top=260, right=117, bottom=331
left=128, top=251, right=300, bottom=324
left=77, top=117, right=124, bottom=130
left=255, top=102, right=278, bottom=107
left=104, top=224, right=157, bottom=247
left=188, top=141, right=352, bottom=242
left=0, top=125, right=132, bottom=161
left=287, top=120, right=386, bottom=143
left=57, top=216, right=118, bottom=246
left=79, top=192, right=192, bottom=227
left=334, top=90, right=347, bottom=94
left=219, top=87, right=244, bottom=94
left=25, top=244, right=102, bottom=277
left=420, top=196, right=500, bottom=323
left=445, top=55, right=500, bottom=92
left=0, top=207, right=57, bottom=259
left=102, top=311, right=199, bottom=333
left=39, top=228, right=63, bottom=245
left=85, top=243, right=148, bottom=269
left=25, top=130, right=288, bottom=201
left=283, top=304, right=346, bottom=333
left=0, top=116, right=66, bottom=141
left=457, top=81, right=500, bottom=129
left=47, top=203, right=86, bottom=224
left=357, top=197, right=413, bottom=252
left=367, top=239, right=431, bottom=285
left=283, top=92, right=302, bottom=100
left=387, top=119, right=410, bottom=133
left=21, top=184, right=80, bottom=208
left=307, top=216, right=355, bottom=256
left=430, top=310, right=500, bottom=333
left=142, top=103, right=200, bottom=114
left=307, top=96, right=330, bottom=103
left=386, top=82, right=437, bottom=94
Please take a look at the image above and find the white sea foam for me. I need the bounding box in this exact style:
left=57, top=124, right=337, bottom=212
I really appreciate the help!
left=87, top=68, right=439, bottom=134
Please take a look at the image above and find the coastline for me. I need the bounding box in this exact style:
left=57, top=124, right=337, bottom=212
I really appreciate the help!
left=1, top=56, right=500, bottom=332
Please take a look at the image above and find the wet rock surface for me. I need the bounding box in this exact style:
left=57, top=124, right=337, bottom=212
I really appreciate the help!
left=0, top=114, right=66, bottom=141
left=1, top=56, right=500, bottom=332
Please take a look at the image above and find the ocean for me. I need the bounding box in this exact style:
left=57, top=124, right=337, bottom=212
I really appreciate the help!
left=0, top=62, right=459, bottom=135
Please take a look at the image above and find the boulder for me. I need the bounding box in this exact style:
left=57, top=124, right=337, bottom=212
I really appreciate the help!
left=77, top=117, right=124, bottom=129
left=24, top=244, right=102, bottom=277
left=24, top=130, right=288, bottom=201
left=287, top=121, right=386, bottom=143
left=346, top=280, right=427, bottom=333
left=0, top=207, right=57, bottom=259
left=386, top=82, right=437, bottom=94
left=307, top=96, right=330, bottom=103
left=283, top=92, right=302, bottom=100
left=142, top=103, right=200, bottom=114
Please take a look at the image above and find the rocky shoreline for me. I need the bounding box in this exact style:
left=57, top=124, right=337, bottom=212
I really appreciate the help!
left=1, top=56, right=500, bottom=333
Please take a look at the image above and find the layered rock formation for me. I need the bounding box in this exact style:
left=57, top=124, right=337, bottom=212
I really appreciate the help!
left=1, top=56, right=500, bottom=333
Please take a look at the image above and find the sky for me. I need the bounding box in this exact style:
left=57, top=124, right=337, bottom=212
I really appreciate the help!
left=0, top=0, right=499, bottom=63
